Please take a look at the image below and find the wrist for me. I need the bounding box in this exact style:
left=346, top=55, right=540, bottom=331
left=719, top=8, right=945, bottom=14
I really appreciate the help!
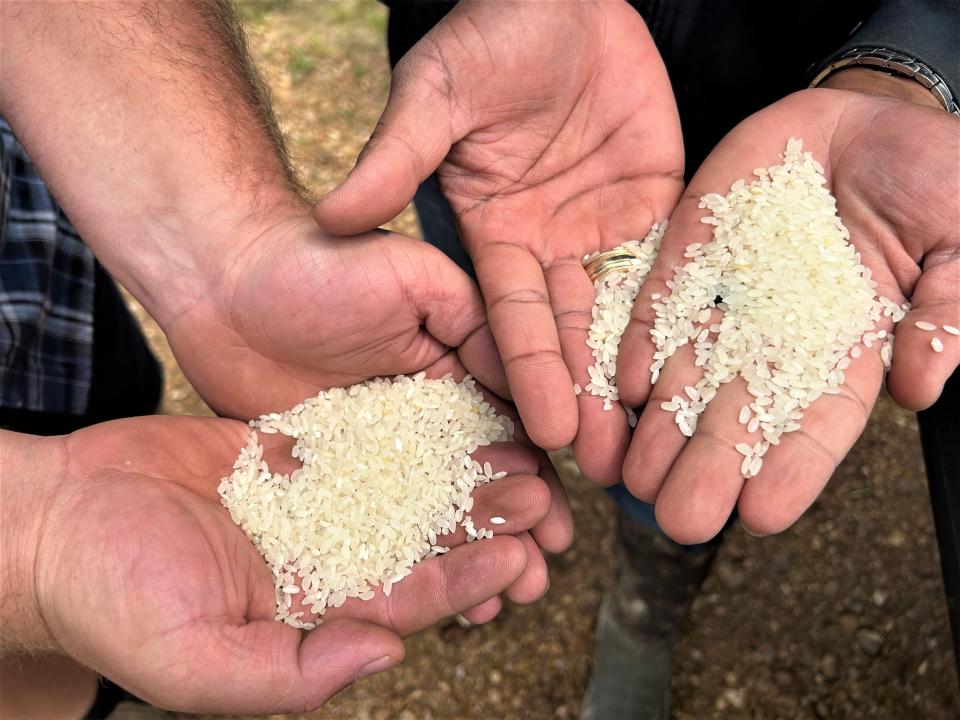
left=0, top=0, right=311, bottom=332
left=819, top=67, right=944, bottom=110
left=0, top=433, right=68, bottom=653
left=121, top=188, right=309, bottom=331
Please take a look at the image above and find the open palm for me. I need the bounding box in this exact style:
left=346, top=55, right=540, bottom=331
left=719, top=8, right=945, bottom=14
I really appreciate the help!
left=616, top=86, right=959, bottom=543
left=315, top=0, right=684, bottom=483
left=34, top=381, right=570, bottom=713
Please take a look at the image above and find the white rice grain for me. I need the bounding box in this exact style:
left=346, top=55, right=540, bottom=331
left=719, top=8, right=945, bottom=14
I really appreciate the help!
left=218, top=374, right=512, bottom=626
left=647, top=138, right=907, bottom=479
left=584, top=224, right=667, bottom=415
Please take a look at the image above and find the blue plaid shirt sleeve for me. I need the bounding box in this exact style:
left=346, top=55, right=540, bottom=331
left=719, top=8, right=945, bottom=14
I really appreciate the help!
left=0, top=117, right=95, bottom=414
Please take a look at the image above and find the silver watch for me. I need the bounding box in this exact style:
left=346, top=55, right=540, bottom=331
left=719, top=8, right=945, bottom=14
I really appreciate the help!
left=811, top=47, right=960, bottom=116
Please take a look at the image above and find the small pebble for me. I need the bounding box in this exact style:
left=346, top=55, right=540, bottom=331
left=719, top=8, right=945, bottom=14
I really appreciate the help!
left=715, top=562, right=745, bottom=590
left=855, top=627, right=884, bottom=657
left=820, top=652, right=840, bottom=681
left=839, top=614, right=859, bottom=634
left=915, top=320, right=937, bottom=331
left=931, top=337, right=944, bottom=352
left=722, top=688, right=746, bottom=710
left=774, top=670, right=794, bottom=687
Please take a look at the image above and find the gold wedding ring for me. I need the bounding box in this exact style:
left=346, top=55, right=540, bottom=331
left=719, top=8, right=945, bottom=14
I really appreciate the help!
left=582, top=247, right=645, bottom=283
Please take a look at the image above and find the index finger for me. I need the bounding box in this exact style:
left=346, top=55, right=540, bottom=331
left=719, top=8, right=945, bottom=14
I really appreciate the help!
left=473, top=242, right=578, bottom=450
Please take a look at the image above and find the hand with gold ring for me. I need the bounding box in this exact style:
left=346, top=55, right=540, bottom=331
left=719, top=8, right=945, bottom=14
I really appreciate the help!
left=314, top=0, right=684, bottom=484
left=583, top=247, right=654, bottom=284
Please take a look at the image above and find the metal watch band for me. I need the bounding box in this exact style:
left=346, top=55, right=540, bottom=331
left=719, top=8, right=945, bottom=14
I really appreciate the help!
left=811, top=47, right=960, bottom=117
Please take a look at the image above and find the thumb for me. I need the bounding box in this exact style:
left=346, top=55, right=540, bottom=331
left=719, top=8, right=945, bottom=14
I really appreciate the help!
left=377, top=236, right=509, bottom=396
left=314, top=54, right=457, bottom=235
left=160, top=618, right=403, bottom=714
left=887, top=249, right=960, bottom=410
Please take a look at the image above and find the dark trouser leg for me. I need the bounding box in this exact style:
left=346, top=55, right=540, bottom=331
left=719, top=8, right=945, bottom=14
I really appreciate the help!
left=918, top=368, right=960, bottom=680
left=412, top=175, right=475, bottom=278
left=581, top=512, right=721, bottom=720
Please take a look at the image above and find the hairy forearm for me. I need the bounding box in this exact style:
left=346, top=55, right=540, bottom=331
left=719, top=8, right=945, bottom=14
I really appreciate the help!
left=0, top=432, right=66, bottom=653
left=0, top=0, right=306, bottom=327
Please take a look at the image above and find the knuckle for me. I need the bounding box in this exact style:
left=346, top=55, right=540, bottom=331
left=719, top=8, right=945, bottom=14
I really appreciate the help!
left=486, top=286, right=551, bottom=316
left=502, top=346, right=564, bottom=370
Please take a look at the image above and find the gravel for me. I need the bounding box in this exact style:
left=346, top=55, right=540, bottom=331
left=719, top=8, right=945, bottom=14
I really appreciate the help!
left=855, top=628, right=885, bottom=657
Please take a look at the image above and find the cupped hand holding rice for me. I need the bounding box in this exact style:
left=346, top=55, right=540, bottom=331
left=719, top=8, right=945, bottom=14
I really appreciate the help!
left=3, top=356, right=571, bottom=715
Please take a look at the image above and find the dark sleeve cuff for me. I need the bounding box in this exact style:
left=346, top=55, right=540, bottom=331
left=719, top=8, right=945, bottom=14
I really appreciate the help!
left=813, top=0, right=960, bottom=102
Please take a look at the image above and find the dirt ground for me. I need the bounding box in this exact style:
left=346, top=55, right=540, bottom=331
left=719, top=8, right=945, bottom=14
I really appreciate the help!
left=120, top=2, right=960, bottom=718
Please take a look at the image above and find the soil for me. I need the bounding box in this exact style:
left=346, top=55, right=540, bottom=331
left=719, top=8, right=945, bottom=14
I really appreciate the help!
left=116, top=2, right=960, bottom=718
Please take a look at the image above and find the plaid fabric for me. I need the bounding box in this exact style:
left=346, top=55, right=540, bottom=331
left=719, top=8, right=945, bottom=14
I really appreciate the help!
left=0, top=117, right=95, bottom=414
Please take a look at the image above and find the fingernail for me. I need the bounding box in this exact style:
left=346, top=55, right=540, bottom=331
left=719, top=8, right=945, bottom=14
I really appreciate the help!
left=355, top=655, right=399, bottom=680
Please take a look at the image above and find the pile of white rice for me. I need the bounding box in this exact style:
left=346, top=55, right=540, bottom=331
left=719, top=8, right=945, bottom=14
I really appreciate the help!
left=650, top=138, right=908, bottom=477
left=583, top=223, right=666, bottom=426
left=218, top=373, right=513, bottom=628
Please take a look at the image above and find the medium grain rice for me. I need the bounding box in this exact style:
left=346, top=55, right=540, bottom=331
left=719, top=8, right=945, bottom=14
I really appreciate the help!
left=583, top=223, right=666, bottom=413
left=219, top=373, right=513, bottom=628
left=649, top=138, right=907, bottom=479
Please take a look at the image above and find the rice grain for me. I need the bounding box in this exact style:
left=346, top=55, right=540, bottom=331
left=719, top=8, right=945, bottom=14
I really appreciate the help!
left=218, top=373, right=513, bottom=627
left=648, top=138, right=907, bottom=479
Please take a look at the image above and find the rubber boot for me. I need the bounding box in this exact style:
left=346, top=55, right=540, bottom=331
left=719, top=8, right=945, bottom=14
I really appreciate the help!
left=580, top=511, right=720, bottom=720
